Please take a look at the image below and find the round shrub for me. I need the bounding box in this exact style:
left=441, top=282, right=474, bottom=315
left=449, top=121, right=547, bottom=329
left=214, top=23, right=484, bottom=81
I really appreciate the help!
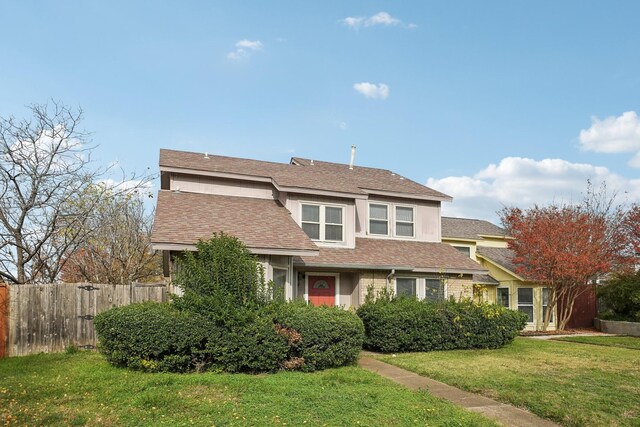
left=356, top=298, right=527, bottom=353
left=269, top=301, right=365, bottom=371
left=94, top=302, right=213, bottom=372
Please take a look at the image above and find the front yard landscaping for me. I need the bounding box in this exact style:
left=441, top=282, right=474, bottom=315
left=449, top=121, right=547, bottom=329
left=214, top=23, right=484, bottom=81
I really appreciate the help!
left=377, top=337, right=640, bottom=426
left=0, top=351, right=496, bottom=426
left=552, top=335, right=640, bottom=350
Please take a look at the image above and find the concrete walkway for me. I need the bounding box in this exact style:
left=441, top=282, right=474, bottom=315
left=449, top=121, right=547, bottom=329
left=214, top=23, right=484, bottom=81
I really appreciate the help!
left=359, top=355, right=559, bottom=427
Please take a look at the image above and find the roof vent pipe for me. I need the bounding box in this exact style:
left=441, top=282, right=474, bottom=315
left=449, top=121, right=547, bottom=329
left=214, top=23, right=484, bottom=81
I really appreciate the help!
left=349, top=144, right=356, bottom=170
left=204, top=152, right=209, bottom=159
left=310, top=159, right=314, bottom=165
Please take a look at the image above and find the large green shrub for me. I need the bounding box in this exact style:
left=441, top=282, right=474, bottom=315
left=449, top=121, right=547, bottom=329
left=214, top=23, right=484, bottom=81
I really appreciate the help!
left=94, top=302, right=213, bottom=372
left=356, top=297, right=527, bottom=353
left=95, top=234, right=365, bottom=374
left=597, top=272, right=640, bottom=322
left=269, top=301, right=365, bottom=371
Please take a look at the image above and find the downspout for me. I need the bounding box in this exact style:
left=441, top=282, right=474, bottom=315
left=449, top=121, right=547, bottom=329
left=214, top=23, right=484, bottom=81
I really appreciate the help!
left=386, top=269, right=396, bottom=292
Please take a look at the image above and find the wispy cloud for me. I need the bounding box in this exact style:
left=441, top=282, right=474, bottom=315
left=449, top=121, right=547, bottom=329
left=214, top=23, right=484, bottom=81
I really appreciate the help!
left=342, top=12, right=416, bottom=30
left=579, top=111, right=640, bottom=167
left=353, top=82, right=389, bottom=100
left=227, top=39, right=263, bottom=61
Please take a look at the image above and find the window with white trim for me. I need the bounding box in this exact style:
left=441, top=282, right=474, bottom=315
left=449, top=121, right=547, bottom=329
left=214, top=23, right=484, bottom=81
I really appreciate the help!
left=369, top=203, right=389, bottom=235
left=542, top=288, right=553, bottom=322
left=272, top=267, right=287, bottom=300
left=453, top=246, right=471, bottom=257
left=395, top=278, right=417, bottom=297
left=496, top=287, right=510, bottom=308
left=395, top=206, right=415, bottom=237
left=517, top=288, right=534, bottom=323
left=425, top=278, right=444, bottom=302
left=301, top=204, right=343, bottom=242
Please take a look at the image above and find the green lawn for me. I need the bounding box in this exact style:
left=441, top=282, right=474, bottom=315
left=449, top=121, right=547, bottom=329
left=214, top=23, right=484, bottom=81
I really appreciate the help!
left=552, top=335, right=640, bottom=350
left=0, top=352, right=496, bottom=427
left=377, top=338, right=640, bottom=427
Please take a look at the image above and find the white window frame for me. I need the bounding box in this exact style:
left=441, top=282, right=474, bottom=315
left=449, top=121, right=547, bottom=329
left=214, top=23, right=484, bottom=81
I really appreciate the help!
left=300, top=203, right=345, bottom=243
left=394, top=205, right=415, bottom=238
left=395, top=277, right=418, bottom=298
left=424, top=277, right=446, bottom=302
left=271, top=266, right=288, bottom=300
left=542, top=288, right=554, bottom=323
left=496, top=287, right=510, bottom=308
left=368, top=202, right=390, bottom=236
left=517, top=287, right=535, bottom=324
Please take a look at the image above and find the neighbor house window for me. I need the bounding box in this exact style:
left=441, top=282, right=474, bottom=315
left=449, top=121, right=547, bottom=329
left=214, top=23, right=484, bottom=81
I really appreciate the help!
left=542, top=288, right=553, bottom=322
left=396, top=278, right=417, bottom=297
left=517, top=288, right=534, bottom=322
left=453, top=246, right=471, bottom=257
left=425, top=279, right=444, bottom=302
left=497, top=287, right=510, bottom=308
left=301, top=204, right=343, bottom=242
left=369, top=203, right=389, bottom=235
left=272, top=267, right=287, bottom=300
left=395, top=206, right=415, bottom=237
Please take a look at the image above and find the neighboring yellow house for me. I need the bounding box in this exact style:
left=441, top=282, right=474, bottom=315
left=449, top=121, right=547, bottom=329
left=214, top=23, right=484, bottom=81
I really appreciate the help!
left=441, top=217, right=555, bottom=331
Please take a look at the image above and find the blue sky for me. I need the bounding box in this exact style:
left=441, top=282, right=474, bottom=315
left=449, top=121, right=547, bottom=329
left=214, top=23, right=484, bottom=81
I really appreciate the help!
left=1, top=1, right=639, bottom=221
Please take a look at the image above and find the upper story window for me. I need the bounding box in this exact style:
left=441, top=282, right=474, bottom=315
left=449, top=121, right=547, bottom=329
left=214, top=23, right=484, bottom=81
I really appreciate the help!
left=395, top=206, right=414, bottom=237
left=369, top=203, right=416, bottom=238
left=369, top=203, right=389, bottom=235
left=453, top=246, right=471, bottom=257
left=301, top=204, right=343, bottom=242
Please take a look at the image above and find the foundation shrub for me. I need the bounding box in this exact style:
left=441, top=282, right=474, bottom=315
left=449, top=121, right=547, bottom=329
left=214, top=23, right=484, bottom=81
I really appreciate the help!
left=356, top=297, right=527, bottom=353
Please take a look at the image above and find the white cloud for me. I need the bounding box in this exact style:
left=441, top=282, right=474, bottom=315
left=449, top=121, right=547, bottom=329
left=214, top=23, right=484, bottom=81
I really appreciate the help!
left=342, top=12, right=415, bottom=29
left=353, top=82, right=389, bottom=100
left=227, top=39, right=263, bottom=61
left=339, top=121, right=348, bottom=130
left=427, top=157, right=640, bottom=222
left=579, top=111, right=640, bottom=167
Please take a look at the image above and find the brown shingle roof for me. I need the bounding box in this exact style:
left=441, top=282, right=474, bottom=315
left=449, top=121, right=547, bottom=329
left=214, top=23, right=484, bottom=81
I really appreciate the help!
left=472, top=274, right=499, bottom=285
left=476, top=247, right=530, bottom=280
left=159, top=149, right=451, bottom=201
left=294, top=238, right=486, bottom=273
left=151, top=190, right=318, bottom=254
left=442, top=217, right=508, bottom=240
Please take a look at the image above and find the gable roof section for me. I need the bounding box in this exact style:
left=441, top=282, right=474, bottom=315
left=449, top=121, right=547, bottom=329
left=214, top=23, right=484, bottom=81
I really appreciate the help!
left=475, top=247, right=534, bottom=281
left=294, top=238, right=486, bottom=274
left=160, top=149, right=451, bottom=201
left=151, top=190, right=318, bottom=256
left=441, top=217, right=508, bottom=240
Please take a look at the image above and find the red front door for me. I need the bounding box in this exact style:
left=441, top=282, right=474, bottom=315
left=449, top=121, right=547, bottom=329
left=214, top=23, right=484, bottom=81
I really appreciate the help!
left=308, top=275, right=335, bottom=306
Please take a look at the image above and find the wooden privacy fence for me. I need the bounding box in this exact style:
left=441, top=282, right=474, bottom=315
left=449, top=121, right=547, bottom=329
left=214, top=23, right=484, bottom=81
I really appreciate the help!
left=0, top=282, right=169, bottom=358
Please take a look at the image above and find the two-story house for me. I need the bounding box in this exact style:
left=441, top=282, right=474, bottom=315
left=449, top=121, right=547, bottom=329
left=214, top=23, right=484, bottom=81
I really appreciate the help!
left=151, top=149, right=486, bottom=308
left=441, top=217, right=556, bottom=331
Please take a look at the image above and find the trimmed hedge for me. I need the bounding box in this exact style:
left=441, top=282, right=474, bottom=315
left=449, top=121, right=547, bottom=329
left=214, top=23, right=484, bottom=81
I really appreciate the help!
left=94, top=301, right=365, bottom=373
left=269, top=301, right=365, bottom=371
left=356, top=298, right=527, bottom=353
left=94, top=302, right=213, bottom=372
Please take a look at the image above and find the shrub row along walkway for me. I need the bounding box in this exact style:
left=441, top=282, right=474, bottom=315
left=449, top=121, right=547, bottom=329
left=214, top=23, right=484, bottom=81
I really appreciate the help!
left=359, top=353, right=559, bottom=427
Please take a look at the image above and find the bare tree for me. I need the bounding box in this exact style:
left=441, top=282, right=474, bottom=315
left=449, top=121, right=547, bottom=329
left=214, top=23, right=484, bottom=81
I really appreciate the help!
left=0, top=101, right=152, bottom=284
left=61, top=192, right=162, bottom=284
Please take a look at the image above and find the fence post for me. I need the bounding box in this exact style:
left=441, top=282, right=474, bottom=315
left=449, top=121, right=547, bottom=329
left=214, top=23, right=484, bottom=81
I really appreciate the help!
left=0, top=284, right=8, bottom=358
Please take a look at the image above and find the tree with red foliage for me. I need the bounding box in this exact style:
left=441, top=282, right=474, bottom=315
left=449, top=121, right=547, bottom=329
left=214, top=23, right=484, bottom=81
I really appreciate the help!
left=500, top=191, right=631, bottom=330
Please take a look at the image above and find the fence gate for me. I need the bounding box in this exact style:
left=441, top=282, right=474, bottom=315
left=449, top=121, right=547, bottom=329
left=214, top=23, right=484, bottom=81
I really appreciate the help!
left=5, top=283, right=167, bottom=357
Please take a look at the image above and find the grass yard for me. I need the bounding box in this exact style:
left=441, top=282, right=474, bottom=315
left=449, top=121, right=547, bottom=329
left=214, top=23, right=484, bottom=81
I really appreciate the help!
left=377, top=337, right=640, bottom=427
left=552, top=335, right=640, bottom=350
left=0, top=351, right=496, bottom=427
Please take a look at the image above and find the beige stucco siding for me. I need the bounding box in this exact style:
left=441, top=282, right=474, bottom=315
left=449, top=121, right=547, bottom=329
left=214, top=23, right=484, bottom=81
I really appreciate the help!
left=355, top=196, right=441, bottom=242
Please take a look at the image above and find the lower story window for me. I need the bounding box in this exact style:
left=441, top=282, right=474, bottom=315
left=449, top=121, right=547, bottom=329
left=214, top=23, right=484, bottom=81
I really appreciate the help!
left=272, top=267, right=287, bottom=300
left=517, top=288, right=534, bottom=322
left=396, top=278, right=416, bottom=297
left=425, top=279, right=444, bottom=302
left=542, top=288, right=553, bottom=322
left=497, top=288, right=510, bottom=308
